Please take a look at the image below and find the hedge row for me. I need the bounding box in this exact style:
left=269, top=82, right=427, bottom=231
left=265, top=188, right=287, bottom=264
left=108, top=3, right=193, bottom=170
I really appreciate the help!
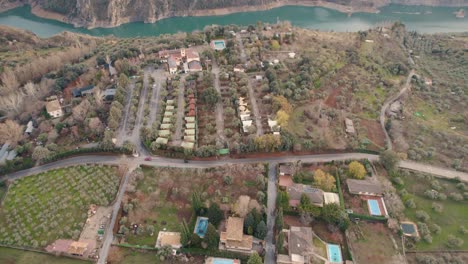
left=348, top=213, right=388, bottom=223
left=0, top=158, right=34, bottom=176
left=41, top=147, right=132, bottom=164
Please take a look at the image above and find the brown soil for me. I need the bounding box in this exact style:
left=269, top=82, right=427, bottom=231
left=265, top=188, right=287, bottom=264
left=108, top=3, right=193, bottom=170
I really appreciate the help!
left=325, top=87, right=342, bottom=108
left=360, top=119, right=386, bottom=148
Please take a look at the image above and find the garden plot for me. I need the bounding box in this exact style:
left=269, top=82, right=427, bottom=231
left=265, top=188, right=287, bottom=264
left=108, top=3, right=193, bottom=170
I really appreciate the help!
left=347, top=222, right=404, bottom=264
left=0, top=165, right=120, bottom=248
left=116, top=164, right=266, bottom=247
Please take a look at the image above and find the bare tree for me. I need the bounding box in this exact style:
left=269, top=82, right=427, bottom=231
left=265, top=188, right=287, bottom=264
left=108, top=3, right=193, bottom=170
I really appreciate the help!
left=0, top=68, right=20, bottom=95
left=0, top=119, right=23, bottom=146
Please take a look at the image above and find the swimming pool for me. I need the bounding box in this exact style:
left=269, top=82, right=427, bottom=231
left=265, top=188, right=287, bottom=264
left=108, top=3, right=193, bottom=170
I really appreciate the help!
left=213, top=40, right=225, bottom=50
left=194, top=217, right=209, bottom=238
left=327, top=244, right=343, bottom=263
left=401, top=222, right=417, bottom=236
left=212, top=258, right=237, bottom=264
left=367, top=199, right=382, bottom=216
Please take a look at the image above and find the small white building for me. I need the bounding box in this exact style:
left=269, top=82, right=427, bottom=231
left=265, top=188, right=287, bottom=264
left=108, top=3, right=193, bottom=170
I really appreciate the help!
left=288, top=52, right=296, bottom=59
left=25, top=121, right=34, bottom=135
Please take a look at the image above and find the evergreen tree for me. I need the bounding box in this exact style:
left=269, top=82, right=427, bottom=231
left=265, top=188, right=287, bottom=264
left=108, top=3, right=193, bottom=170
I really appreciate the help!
left=207, top=203, right=223, bottom=227
left=204, top=223, right=219, bottom=249
left=255, top=220, right=267, bottom=239
left=247, top=252, right=263, bottom=264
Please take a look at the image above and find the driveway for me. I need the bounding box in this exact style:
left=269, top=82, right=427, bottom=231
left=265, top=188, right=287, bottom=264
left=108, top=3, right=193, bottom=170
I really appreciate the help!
left=211, top=60, right=226, bottom=144
left=264, top=162, right=277, bottom=264
left=171, top=77, right=186, bottom=146
left=236, top=34, right=263, bottom=135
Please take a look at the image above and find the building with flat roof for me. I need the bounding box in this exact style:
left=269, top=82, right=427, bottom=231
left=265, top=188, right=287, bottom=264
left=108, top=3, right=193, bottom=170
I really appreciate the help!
left=45, top=99, right=63, bottom=118
left=155, top=231, right=182, bottom=249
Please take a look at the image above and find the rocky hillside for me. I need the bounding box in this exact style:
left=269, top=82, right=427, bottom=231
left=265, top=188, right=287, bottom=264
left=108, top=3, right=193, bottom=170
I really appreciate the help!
left=1, top=0, right=467, bottom=28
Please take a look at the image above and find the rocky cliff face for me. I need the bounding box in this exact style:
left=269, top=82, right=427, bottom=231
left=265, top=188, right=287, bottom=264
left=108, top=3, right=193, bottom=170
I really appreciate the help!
left=2, top=0, right=467, bottom=28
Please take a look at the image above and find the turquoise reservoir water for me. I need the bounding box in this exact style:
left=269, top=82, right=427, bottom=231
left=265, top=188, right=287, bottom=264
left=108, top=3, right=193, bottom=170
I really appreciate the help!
left=0, top=5, right=466, bottom=38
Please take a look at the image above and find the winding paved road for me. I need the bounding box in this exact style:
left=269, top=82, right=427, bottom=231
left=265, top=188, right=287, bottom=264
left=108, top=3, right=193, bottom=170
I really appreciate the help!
left=2, top=151, right=468, bottom=264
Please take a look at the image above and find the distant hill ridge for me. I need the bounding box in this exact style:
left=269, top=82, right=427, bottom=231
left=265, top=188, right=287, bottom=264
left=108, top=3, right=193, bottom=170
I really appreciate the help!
left=1, top=0, right=467, bottom=28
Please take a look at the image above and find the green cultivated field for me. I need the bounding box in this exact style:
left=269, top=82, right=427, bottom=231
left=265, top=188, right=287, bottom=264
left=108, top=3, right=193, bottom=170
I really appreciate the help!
left=0, top=165, right=120, bottom=248
left=0, top=247, right=90, bottom=264
left=395, top=171, right=468, bottom=250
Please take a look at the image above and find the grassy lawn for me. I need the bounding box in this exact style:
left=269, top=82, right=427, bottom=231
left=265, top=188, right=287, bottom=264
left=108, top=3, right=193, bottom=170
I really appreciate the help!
left=0, top=165, right=120, bottom=248
left=0, top=247, right=90, bottom=264
left=397, top=171, right=468, bottom=250
left=109, top=246, right=161, bottom=264
left=312, top=236, right=327, bottom=258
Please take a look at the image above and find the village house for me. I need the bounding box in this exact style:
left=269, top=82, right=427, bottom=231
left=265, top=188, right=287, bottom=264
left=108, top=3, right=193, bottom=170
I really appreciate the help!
left=159, top=48, right=201, bottom=74
left=346, top=179, right=383, bottom=196
left=220, top=217, right=254, bottom=254
left=287, top=183, right=324, bottom=208
left=279, top=164, right=293, bottom=176
left=277, top=226, right=313, bottom=264
left=45, top=96, right=63, bottom=118
left=72, top=85, right=95, bottom=97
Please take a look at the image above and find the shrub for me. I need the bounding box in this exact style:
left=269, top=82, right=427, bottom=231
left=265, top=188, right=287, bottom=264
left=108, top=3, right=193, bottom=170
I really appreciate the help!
left=415, top=210, right=430, bottom=222
left=456, top=182, right=466, bottom=191
left=422, top=234, right=433, bottom=244
left=448, top=193, right=463, bottom=201
left=446, top=235, right=464, bottom=248
left=424, top=189, right=439, bottom=200
left=223, top=175, right=233, bottom=185
left=431, top=202, right=443, bottom=213
left=405, top=199, right=416, bottom=208
left=430, top=224, right=441, bottom=235
left=430, top=180, right=442, bottom=191
left=459, top=226, right=468, bottom=235
left=348, top=161, right=366, bottom=179
left=257, top=191, right=266, bottom=203
left=392, top=177, right=404, bottom=186
left=416, top=255, right=437, bottom=264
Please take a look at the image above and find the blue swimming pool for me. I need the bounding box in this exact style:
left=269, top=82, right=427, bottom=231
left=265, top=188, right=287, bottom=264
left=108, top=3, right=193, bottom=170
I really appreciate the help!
left=194, top=217, right=209, bottom=238
left=368, top=199, right=382, bottom=216
left=213, top=40, right=225, bottom=49
left=212, top=258, right=236, bottom=264
left=327, top=244, right=343, bottom=263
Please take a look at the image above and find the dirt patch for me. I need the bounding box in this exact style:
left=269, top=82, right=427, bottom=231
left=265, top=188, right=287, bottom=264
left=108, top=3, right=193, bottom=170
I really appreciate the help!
left=360, top=119, right=386, bottom=148
left=313, top=221, right=344, bottom=245
left=325, top=87, right=342, bottom=108
left=348, top=222, right=404, bottom=264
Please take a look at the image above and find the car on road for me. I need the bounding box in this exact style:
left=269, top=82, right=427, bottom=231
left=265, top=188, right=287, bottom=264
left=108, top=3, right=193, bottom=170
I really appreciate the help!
left=144, top=156, right=152, bottom=161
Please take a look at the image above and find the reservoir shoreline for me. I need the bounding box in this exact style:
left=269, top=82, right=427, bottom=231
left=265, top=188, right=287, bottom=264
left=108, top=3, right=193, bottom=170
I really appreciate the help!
left=0, top=4, right=466, bottom=38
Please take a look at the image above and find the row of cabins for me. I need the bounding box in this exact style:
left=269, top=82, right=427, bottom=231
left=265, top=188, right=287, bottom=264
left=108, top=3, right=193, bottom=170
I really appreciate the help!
left=181, top=93, right=197, bottom=150
left=159, top=48, right=202, bottom=74
left=238, top=97, right=254, bottom=133
left=155, top=99, right=175, bottom=145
